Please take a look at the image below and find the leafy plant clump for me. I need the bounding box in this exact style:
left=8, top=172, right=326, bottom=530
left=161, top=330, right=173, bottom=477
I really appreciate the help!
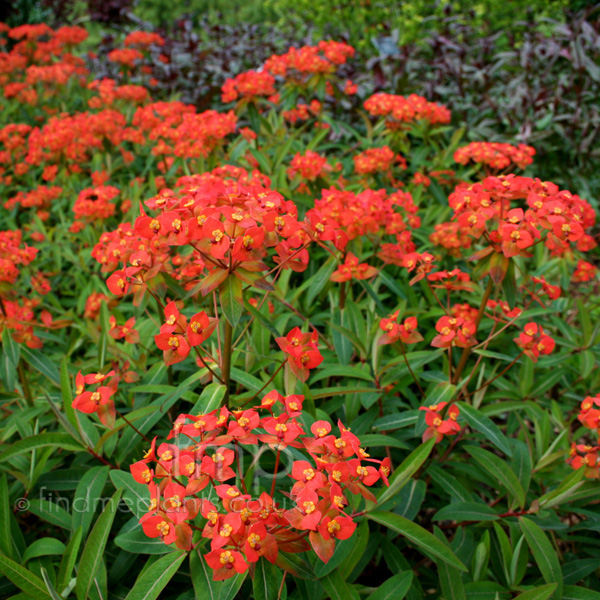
left=0, top=19, right=599, bottom=600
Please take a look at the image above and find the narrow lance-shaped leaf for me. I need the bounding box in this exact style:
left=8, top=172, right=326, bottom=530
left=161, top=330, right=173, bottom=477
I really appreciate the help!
left=367, top=511, right=467, bottom=572
left=519, top=517, right=563, bottom=600
left=76, top=488, right=123, bottom=600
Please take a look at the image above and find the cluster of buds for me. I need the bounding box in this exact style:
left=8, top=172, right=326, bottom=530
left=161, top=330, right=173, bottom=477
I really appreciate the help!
left=513, top=323, right=555, bottom=362
left=275, top=327, right=324, bottom=382
left=131, top=392, right=387, bottom=579
left=568, top=394, right=600, bottom=478
left=419, top=402, right=461, bottom=443
left=379, top=312, right=422, bottom=346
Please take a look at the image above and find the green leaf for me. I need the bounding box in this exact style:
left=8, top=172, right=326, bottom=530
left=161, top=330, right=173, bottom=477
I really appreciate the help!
left=577, top=299, right=592, bottom=346
left=513, top=584, right=558, bottom=600
left=109, top=470, right=149, bottom=520
left=191, top=383, right=227, bottom=414
left=314, top=535, right=356, bottom=579
left=563, top=559, right=600, bottom=585
left=579, top=350, right=595, bottom=379
left=20, top=347, right=60, bottom=385
left=354, top=433, right=409, bottom=450
left=538, top=466, right=586, bottom=510
left=244, top=297, right=281, bottom=338
left=115, top=526, right=173, bottom=554
left=27, top=499, right=72, bottom=530
left=320, top=570, right=359, bottom=600
left=0, top=554, right=52, bottom=600
left=367, top=511, right=467, bottom=572
left=190, top=549, right=247, bottom=600
left=61, top=357, right=78, bottom=431
left=434, top=527, right=466, bottom=600
left=306, top=255, right=337, bottom=306
left=22, top=538, right=66, bottom=563
left=0, top=433, right=84, bottom=462
left=220, top=274, right=243, bottom=327
left=310, top=364, right=373, bottom=384
left=253, top=557, right=284, bottom=600
left=57, top=527, right=82, bottom=593
left=373, top=411, right=419, bottom=431
left=424, top=382, right=456, bottom=407
left=330, top=307, right=354, bottom=364
left=457, top=402, right=513, bottom=457
left=519, top=517, right=563, bottom=599
left=0, top=474, right=12, bottom=558
left=466, top=446, right=526, bottom=509
left=339, top=519, right=369, bottom=580
left=376, top=438, right=434, bottom=506
left=563, top=585, right=600, bottom=600
left=71, top=466, right=109, bottom=537
left=124, top=550, right=186, bottom=600
left=433, top=502, right=499, bottom=522
left=367, top=571, right=412, bottom=600
left=502, top=259, right=517, bottom=309
left=41, top=568, right=63, bottom=600
left=76, top=489, right=123, bottom=600
left=2, top=327, right=21, bottom=366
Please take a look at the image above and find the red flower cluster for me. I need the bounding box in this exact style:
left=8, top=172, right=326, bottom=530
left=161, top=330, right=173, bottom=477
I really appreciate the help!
left=449, top=175, right=596, bottom=259
left=72, top=370, right=118, bottom=427
left=513, top=322, right=555, bottom=362
left=431, top=316, right=477, bottom=349
left=221, top=70, right=276, bottom=103
left=364, top=93, right=451, bottom=127
left=353, top=146, right=405, bottom=175
left=123, top=32, right=165, bottom=48
left=108, top=48, right=143, bottom=68
left=572, top=259, right=597, bottom=283
left=429, top=221, right=474, bottom=257
left=331, top=252, right=378, bottom=283
left=264, top=41, right=355, bottom=78
left=131, top=395, right=385, bottom=579
left=153, top=301, right=217, bottom=366
left=402, top=252, right=436, bottom=285
left=313, top=187, right=418, bottom=242
left=0, top=229, right=38, bottom=284
left=108, top=316, right=139, bottom=344
left=419, top=402, right=461, bottom=443
left=282, top=100, right=322, bottom=123
left=72, top=185, right=120, bottom=223
left=568, top=394, right=600, bottom=478
left=275, top=327, right=324, bottom=382
left=379, top=312, right=422, bottom=346
left=287, top=150, right=330, bottom=181
left=454, top=142, right=536, bottom=171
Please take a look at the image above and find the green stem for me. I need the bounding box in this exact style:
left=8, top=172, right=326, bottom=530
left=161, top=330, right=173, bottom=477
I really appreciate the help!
left=453, top=277, right=494, bottom=385
left=222, top=319, right=233, bottom=407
